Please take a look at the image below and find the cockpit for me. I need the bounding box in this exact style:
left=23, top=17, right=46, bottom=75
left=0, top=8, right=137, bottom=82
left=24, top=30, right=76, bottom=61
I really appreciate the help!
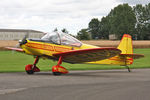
left=41, top=32, right=82, bottom=47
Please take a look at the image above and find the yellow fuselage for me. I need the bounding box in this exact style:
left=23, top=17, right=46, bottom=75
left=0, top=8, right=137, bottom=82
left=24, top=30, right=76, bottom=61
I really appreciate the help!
left=21, top=40, right=132, bottom=65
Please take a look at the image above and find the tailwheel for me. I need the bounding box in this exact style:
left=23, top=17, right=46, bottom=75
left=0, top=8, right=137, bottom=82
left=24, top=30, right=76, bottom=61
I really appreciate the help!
left=125, top=65, right=131, bottom=72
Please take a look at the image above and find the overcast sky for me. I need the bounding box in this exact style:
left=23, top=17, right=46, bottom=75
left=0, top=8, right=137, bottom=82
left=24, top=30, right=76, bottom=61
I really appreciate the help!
left=0, top=0, right=149, bottom=35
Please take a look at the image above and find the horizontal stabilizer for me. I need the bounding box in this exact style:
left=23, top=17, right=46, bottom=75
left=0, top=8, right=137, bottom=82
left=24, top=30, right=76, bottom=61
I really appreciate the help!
left=119, top=54, right=145, bottom=59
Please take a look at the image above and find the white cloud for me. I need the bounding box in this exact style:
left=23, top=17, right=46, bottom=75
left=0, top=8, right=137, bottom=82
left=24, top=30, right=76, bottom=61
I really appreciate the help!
left=1, top=0, right=148, bottom=35
left=117, top=0, right=150, bottom=5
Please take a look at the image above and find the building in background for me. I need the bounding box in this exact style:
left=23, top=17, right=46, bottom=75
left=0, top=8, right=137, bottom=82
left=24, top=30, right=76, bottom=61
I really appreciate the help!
left=109, top=34, right=117, bottom=40
left=0, top=29, right=44, bottom=40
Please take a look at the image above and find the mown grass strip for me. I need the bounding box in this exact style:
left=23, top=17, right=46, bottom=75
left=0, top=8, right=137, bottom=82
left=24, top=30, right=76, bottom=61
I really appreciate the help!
left=0, top=48, right=149, bottom=72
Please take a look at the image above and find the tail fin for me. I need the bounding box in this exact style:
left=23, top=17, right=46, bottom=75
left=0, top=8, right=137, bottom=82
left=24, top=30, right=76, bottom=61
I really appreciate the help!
left=117, top=34, right=133, bottom=65
left=117, top=34, right=133, bottom=54
left=117, top=34, right=144, bottom=65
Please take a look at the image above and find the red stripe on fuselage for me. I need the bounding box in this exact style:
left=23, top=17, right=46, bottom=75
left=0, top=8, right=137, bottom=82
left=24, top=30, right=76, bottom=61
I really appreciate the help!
left=25, top=42, right=71, bottom=52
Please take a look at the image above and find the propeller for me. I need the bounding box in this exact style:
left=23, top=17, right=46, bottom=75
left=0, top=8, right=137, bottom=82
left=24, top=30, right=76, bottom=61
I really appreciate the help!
left=9, top=32, right=29, bottom=54
left=19, top=32, right=29, bottom=46
left=11, top=32, right=29, bottom=54
left=12, top=32, right=29, bottom=50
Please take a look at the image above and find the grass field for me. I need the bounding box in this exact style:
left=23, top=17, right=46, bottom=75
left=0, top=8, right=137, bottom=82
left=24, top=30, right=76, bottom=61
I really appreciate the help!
left=0, top=48, right=149, bottom=72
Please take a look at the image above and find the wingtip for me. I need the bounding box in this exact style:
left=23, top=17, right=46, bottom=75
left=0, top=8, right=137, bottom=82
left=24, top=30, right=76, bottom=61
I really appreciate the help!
left=5, top=47, right=24, bottom=52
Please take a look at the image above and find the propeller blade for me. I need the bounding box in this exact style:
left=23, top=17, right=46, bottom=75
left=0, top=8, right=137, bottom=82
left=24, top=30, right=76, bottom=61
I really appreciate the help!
left=22, top=33, right=29, bottom=43
left=19, top=32, right=29, bottom=45
left=11, top=31, right=30, bottom=54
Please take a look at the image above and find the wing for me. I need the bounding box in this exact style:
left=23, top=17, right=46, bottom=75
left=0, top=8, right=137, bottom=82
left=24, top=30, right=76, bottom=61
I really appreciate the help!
left=53, top=47, right=121, bottom=63
left=120, top=54, right=144, bottom=59
left=5, top=47, right=24, bottom=52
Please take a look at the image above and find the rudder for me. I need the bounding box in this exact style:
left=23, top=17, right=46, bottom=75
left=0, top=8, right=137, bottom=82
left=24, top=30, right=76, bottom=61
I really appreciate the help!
left=117, top=34, right=133, bottom=66
left=117, top=34, right=133, bottom=54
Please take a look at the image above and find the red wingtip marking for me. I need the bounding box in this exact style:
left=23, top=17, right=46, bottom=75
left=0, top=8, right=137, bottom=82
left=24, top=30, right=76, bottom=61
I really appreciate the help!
left=5, top=47, right=24, bottom=52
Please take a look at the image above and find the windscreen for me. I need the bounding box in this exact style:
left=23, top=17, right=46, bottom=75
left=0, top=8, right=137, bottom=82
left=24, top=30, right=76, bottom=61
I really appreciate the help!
left=41, top=32, right=60, bottom=44
left=59, top=32, right=82, bottom=47
left=41, top=32, right=82, bottom=47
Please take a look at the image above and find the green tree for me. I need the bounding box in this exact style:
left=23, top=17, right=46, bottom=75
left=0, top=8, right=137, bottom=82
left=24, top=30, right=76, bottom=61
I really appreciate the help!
left=77, top=29, right=91, bottom=40
left=134, top=4, right=146, bottom=39
left=134, top=3, right=150, bottom=40
left=145, top=23, right=150, bottom=39
left=88, top=18, right=100, bottom=39
left=143, top=3, right=150, bottom=40
left=109, top=4, right=136, bottom=39
left=99, top=16, right=110, bottom=39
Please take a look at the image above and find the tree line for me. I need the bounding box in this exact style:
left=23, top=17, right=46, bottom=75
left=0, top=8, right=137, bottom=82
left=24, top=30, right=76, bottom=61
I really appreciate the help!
left=77, top=3, right=150, bottom=40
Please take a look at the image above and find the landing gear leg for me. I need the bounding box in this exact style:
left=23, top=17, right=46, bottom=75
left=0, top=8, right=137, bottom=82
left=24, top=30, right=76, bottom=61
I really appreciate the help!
left=25, top=56, right=40, bottom=74
left=125, top=65, right=131, bottom=72
left=123, top=56, right=131, bottom=72
left=52, top=56, right=68, bottom=76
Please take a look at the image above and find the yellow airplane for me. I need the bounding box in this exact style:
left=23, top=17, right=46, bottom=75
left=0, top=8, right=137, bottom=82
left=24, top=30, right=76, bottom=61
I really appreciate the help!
left=6, top=32, right=144, bottom=75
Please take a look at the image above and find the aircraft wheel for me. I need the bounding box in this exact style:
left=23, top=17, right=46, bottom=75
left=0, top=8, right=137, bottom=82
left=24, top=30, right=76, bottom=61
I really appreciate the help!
left=53, top=72, right=62, bottom=76
left=26, top=70, right=34, bottom=74
left=25, top=64, right=34, bottom=75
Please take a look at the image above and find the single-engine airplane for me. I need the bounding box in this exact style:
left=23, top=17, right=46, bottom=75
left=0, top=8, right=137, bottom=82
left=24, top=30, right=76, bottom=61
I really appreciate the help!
left=6, top=32, right=144, bottom=75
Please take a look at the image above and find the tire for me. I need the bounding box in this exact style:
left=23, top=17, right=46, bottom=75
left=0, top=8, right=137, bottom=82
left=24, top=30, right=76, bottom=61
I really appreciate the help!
left=26, top=70, right=34, bottom=75
left=53, top=72, right=62, bottom=76
left=25, top=64, right=34, bottom=75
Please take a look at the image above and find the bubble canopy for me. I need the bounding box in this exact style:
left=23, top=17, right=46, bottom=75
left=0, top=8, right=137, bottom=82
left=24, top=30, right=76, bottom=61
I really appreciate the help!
left=41, top=32, right=82, bottom=47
